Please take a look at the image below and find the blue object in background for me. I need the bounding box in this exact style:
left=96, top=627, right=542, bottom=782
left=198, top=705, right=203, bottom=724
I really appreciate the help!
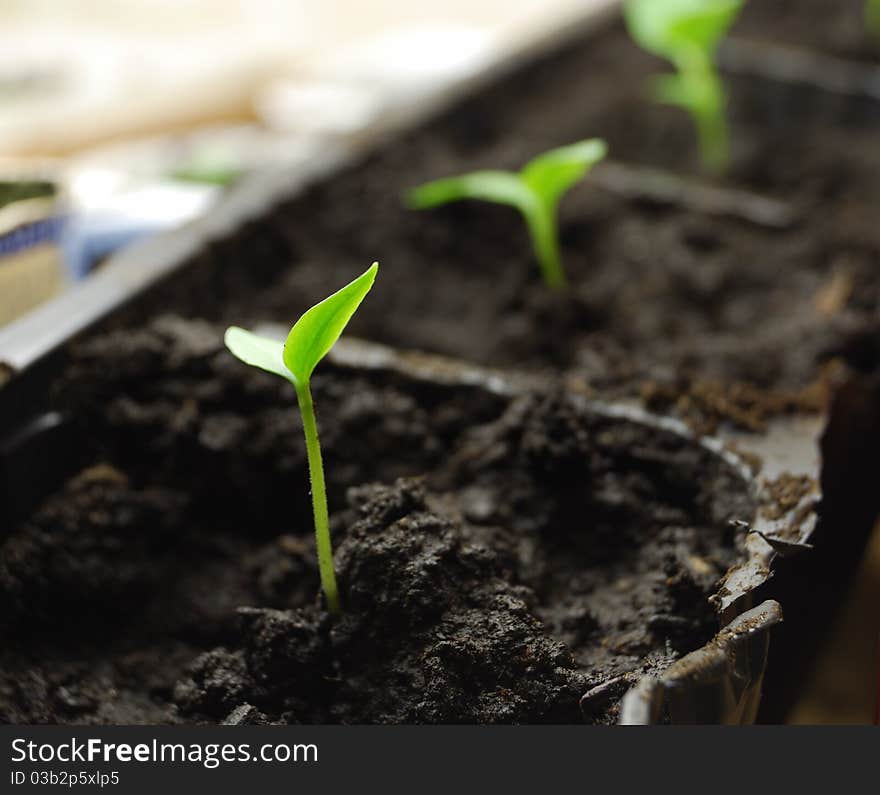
left=61, top=213, right=164, bottom=281
left=60, top=181, right=219, bottom=281
left=0, top=215, right=65, bottom=258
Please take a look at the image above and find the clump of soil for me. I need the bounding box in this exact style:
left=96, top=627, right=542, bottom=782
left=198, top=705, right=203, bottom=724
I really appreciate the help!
left=177, top=480, right=589, bottom=724
left=640, top=376, right=825, bottom=436
left=174, top=391, right=754, bottom=724
left=0, top=464, right=186, bottom=633
left=760, top=473, right=818, bottom=522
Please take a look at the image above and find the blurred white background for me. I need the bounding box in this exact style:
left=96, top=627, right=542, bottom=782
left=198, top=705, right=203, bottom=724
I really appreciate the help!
left=0, top=0, right=600, bottom=155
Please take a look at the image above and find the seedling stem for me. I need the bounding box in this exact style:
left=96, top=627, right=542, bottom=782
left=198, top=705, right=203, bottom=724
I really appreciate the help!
left=625, top=0, right=743, bottom=175
left=525, top=198, right=565, bottom=289
left=869, top=0, right=880, bottom=39
left=295, top=379, right=339, bottom=614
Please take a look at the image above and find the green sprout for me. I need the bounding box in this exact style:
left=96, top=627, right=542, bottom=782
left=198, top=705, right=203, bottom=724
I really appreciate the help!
left=868, top=0, right=880, bottom=38
left=224, top=262, right=379, bottom=616
left=624, top=0, right=744, bottom=175
left=406, top=139, right=608, bottom=290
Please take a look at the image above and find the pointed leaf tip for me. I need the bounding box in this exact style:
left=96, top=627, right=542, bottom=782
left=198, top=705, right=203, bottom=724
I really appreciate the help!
left=282, top=263, right=379, bottom=383
left=521, top=138, right=608, bottom=201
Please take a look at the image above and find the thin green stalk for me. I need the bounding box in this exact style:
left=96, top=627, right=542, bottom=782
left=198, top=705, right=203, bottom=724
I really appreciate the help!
left=691, top=54, right=727, bottom=176
left=869, top=0, right=880, bottom=39
left=676, top=48, right=729, bottom=175
left=524, top=201, right=567, bottom=290
left=295, top=378, right=340, bottom=616
left=224, top=263, right=378, bottom=618
left=695, top=100, right=728, bottom=176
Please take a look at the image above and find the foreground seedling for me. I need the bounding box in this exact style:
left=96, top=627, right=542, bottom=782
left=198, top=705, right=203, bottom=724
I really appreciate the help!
left=625, top=0, right=744, bottom=174
left=406, top=139, right=608, bottom=290
left=224, top=262, right=378, bottom=616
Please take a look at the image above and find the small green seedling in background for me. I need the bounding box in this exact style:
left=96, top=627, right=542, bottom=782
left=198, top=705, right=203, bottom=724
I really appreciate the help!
left=868, top=0, right=880, bottom=39
left=406, top=139, right=608, bottom=290
left=224, top=262, right=379, bottom=616
left=624, top=0, right=744, bottom=175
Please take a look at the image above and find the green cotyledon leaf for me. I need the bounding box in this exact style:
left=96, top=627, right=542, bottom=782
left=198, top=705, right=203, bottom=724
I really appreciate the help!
left=520, top=139, right=608, bottom=206
left=225, top=262, right=378, bottom=385
left=405, top=170, right=532, bottom=212
left=224, top=326, right=290, bottom=381
left=624, top=0, right=743, bottom=59
left=282, top=262, right=378, bottom=383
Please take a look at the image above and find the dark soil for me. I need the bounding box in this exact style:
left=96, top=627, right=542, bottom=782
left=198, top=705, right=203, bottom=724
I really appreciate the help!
left=1, top=318, right=753, bottom=724
left=118, top=13, right=880, bottom=412
left=736, top=0, right=880, bottom=63
left=4, top=2, right=880, bottom=725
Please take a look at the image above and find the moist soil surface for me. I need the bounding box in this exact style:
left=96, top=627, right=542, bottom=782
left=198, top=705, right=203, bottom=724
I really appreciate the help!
left=736, top=0, right=880, bottom=63
left=1, top=319, right=754, bottom=724
left=4, top=2, right=880, bottom=724
left=118, top=13, right=880, bottom=431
